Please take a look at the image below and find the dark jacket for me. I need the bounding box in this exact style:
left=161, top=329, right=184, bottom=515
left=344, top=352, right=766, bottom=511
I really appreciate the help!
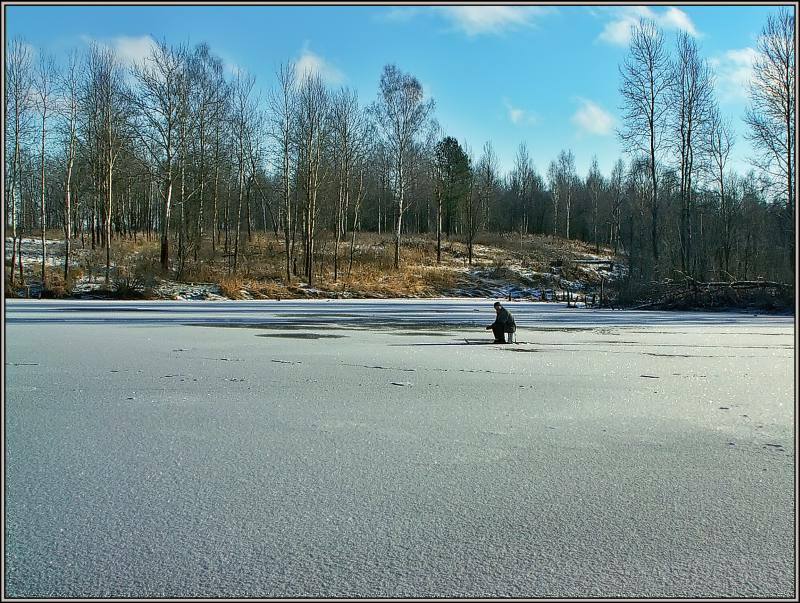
left=492, top=306, right=516, bottom=332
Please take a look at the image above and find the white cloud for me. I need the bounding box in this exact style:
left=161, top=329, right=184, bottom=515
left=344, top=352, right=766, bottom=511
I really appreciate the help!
left=598, top=18, right=638, bottom=46
left=80, top=34, right=156, bottom=67
left=7, top=39, right=39, bottom=62
left=571, top=98, right=614, bottom=136
left=218, top=52, right=243, bottom=77
left=710, top=47, right=758, bottom=103
left=381, top=7, right=424, bottom=23
left=597, top=6, right=652, bottom=46
left=597, top=6, right=699, bottom=47
left=224, top=61, right=242, bottom=76
left=112, top=35, right=157, bottom=66
left=661, top=7, right=699, bottom=37
left=441, top=6, right=553, bottom=36
left=503, top=98, right=537, bottom=126
left=379, top=5, right=554, bottom=36
left=295, top=42, right=344, bottom=85
left=420, top=81, right=434, bottom=102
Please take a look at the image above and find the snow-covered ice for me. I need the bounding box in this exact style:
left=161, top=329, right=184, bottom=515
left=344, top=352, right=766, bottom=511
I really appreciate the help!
left=4, top=299, right=795, bottom=597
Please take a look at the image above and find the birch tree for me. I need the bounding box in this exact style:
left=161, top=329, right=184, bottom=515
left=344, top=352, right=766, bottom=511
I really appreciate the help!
left=669, top=31, right=715, bottom=277
left=548, top=150, right=577, bottom=240
left=461, top=145, right=482, bottom=265
left=619, top=18, right=671, bottom=275
left=35, top=54, right=57, bottom=289
left=372, top=64, right=434, bottom=269
left=268, top=62, right=298, bottom=283
left=475, top=141, right=498, bottom=237
left=331, top=86, right=368, bottom=281
left=705, top=106, right=736, bottom=276
left=188, top=44, right=226, bottom=260
left=609, top=158, right=625, bottom=254
left=60, top=50, right=80, bottom=282
left=512, top=142, right=534, bottom=235
left=586, top=156, right=605, bottom=253
left=129, top=40, right=183, bottom=271
left=84, top=42, right=128, bottom=283
left=744, top=8, right=795, bottom=273
left=296, top=72, right=329, bottom=285
left=5, top=39, right=35, bottom=286
left=230, top=71, right=257, bottom=273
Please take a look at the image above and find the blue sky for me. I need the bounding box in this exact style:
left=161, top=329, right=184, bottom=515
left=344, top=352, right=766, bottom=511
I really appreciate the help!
left=5, top=4, right=786, bottom=178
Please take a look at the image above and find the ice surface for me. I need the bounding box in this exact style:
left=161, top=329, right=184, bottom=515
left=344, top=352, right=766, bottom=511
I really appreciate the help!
left=4, top=299, right=795, bottom=597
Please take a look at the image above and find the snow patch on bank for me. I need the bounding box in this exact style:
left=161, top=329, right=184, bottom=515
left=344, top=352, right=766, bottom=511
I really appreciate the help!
left=6, top=236, right=627, bottom=302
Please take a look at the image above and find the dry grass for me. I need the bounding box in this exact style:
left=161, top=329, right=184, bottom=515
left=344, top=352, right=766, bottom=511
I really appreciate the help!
left=7, top=229, right=620, bottom=299
left=218, top=274, right=247, bottom=299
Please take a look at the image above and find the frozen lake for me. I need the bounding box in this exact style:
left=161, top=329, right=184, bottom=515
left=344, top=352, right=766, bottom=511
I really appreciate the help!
left=4, top=299, right=796, bottom=597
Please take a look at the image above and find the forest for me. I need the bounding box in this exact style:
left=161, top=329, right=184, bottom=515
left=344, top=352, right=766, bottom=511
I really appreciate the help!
left=4, top=9, right=795, bottom=306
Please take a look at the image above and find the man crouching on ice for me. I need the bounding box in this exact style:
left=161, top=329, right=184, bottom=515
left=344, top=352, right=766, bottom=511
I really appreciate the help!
left=486, top=301, right=516, bottom=343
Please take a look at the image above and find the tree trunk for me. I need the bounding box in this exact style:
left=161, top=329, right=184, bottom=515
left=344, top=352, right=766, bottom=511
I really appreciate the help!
left=786, top=84, right=795, bottom=275
left=212, top=161, right=219, bottom=252
left=40, top=112, right=47, bottom=289
left=246, top=175, right=253, bottom=243
left=64, top=160, right=74, bottom=282
left=9, top=106, right=23, bottom=287
left=394, top=159, right=404, bottom=269
left=436, top=183, right=442, bottom=264
left=233, top=162, right=244, bottom=273
left=105, top=144, right=112, bottom=285
left=649, top=113, right=659, bottom=275
left=178, top=151, right=186, bottom=275
left=10, top=186, right=18, bottom=287
left=348, top=169, right=363, bottom=278
left=196, top=123, right=206, bottom=262
left=160, top=175, right=173, bottom=271
left=284, top=149, right=292, bottom=283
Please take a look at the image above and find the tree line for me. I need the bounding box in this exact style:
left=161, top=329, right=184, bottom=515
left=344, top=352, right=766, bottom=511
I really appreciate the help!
left=4, top=8, right=794, bottom=295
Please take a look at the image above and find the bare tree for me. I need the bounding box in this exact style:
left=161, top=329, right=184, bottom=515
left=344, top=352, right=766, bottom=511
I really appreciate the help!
left=744, top=8, right=795, bottom=271
left=174, top=48, right=212, bottom=276
left=5, top=39, right=35, bottom=286
left=331, top=86, right=368, bottom=281
left=512, top=142, right=534, bottom=235
left=461, top=145, right=482, bottom=265
left=372, top=64, right=435, bottom=269
left=188, top=44, right=226, bottom=261
left=476, top=141, right=497, bottom=230
left=128, top=40, right=183, bottom=272
left=609, top=158, right=625, bottom=255
left=60, top=50, right=80, bottom=282
left=705, top=106, right=736, bottom=276
left=229, top=71, right=257, bottom=273
left=619, top=18, right=671, bottom=275
left=669, top=31, right=715, bottom=277
left=268, top=61, right=298, bottom=283
left=347, top=134, right=374, bottom=279
left=548, top=149, right=577, bottom=240
left=472, top=141, right=498, bottom=261
left=34, top=53, right=57, bottom=289
left=210, top=81, right=231, bottom=253
left=296, top=72, right=329, bottom=285
left=586, top=156, right=605, bottom=253
left=83, top=42, right=128, bottom=283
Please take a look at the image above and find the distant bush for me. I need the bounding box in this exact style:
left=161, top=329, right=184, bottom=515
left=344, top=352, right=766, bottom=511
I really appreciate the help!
left=39, top=267, right=70, bottom=298
left=219, top=275, right=246, bottom=299
left=614, top=276, right=794, bottom=312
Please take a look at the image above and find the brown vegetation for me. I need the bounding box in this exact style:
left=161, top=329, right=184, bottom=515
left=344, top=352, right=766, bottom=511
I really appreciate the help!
left=5, top=230, right=620, bottom=300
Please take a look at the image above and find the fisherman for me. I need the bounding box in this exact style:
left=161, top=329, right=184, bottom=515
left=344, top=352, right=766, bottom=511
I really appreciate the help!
left=486, top=301, right=516, bottom=343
